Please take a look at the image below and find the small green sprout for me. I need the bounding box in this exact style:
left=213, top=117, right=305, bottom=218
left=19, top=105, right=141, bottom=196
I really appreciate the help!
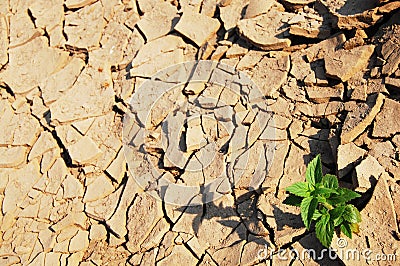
left=283, top=154, right=362, bottom=248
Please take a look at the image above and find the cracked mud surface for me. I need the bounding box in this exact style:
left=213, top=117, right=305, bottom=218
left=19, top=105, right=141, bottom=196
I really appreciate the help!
left=0, top=0, right=400, bottom=265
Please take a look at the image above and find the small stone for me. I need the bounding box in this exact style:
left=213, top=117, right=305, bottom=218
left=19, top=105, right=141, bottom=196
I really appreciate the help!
left=219, top=0, right=249, bottom=31
left=289, top=23, right=330, bottom=39
left=289, top=12, right=331, bottom=39
left=240, top=236, right=272, bottom=265
left=341, top=93, right=385, bottom=144
left=198, top=35, right=217, bottom=60
left=65, top=0, right=97, bottom=9
left=40, top=149, right=59, bottom=174
left=0, top=14, right=8, bottom=68
left=325, top=45, right=375, bottom=82
left=385, top=77, right=400, bottom=89
left=85, top=183, right=123, bottom=221
left=140, top=218, right=170, bottom=251
left=62, top=175, right=84, bottom=199
left=105, top=149, right=126, bottom=184
left=186, top=116, right=207, bottom=152
left=211, top=45, right=229, bottom=60
left=179, top=0, right=203, bottom=13
left=45, top=157, right=68, bottom=194
left=369, top=141, right=399, bottom=180
left=49, top=61, right=115, bottom=123
left=69, top=230, right=89, bottom=252
left=381, top=41, right=400, bottom=76
left=83, top=174, right=115, bottom=202
left=175, top=11, right=220, bottom=47
left=68, top=136, right=102, bottom=165
left=199, top=253, right=217, bottom=266
left=379, top=1, right=400, bottom=13
left=2, top=160, right=41, bottom=214
left=337, top=143, right=367, bottom=178
left=1, top=37, right=70, bottom=94
left=90, top=21, right=132, bottom=67
left=106, top=176, right=139, bottom=240
left=120, top=28, right=145, bottom=69
left=373, top=98, right=400, bottom=138
left=0, top=146, right=27, bottom=168
left=367, top=78, right=388, bottom=94
left=158, top=245, right=198, bottom=265
left=320, top=0, right=382, bottom=29
left=343, top=29, right=367, bottom=50
left=211, top=241, right=244, bottom=265
left=40, top=57, right=85, bottom=105
left=162, top=111, right=188, bottom=169
left=8, top=8, right=41, bottom=48
left=250, top=54, right=290, bottom=98
left=136, top=0, right=161, bottom=13
left=183, top=83, right=206, bottom=95
left=354, top=155, right=385, bottom=192
left=28, top=131, right=58, bottom=161
left=67, top=251, right=84, bottom=266
left=305, top=33, right=346, bottom=62
left=51, top=212, right=87, bottom=232
left=244, top=0, right=274, bottom=19
left=130, top=35, right=185, bottom=78
left=237, top=10, right=293, bottom=50
left=347, top=72, right=367, bottom=101
left=28, top=0, right=65, bottom=46
left=71, top=118, right=95, bottom=135
left=136, top=2, right=178, bottom=41
left=296, top=101, right=344, bottom=117
left=306, top=84, right=344, bottom=103
left=64, top=2, right=106, bottom=49
left=126, top=193, right=163, bottom=253
left=225, top=42, right=249, bottom=58
left=393, top=135, right=400, bottom=148
left=89, top=224, right=107, bottom=241
left=201, top=0, right=218, bottom=17
left=45, top=253, right=62, bottom=265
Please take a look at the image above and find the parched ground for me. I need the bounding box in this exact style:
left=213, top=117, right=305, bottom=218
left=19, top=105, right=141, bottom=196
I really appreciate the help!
left=0, top=0, right=400, bottom=265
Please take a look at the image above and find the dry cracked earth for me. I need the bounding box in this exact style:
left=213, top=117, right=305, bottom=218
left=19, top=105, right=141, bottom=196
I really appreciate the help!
left=1, top=0, right=400, bottom=265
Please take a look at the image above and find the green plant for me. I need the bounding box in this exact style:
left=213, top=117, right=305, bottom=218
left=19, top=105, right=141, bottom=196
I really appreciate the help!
left=283, top=154, right=362, bottom=248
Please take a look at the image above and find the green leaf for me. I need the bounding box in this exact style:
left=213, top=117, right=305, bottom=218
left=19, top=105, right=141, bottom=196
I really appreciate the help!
left=313, top=187, right=338, bottom=196
left=322, top=174, right=339, bottom=189
left=327, top=188, right=361, bottom=205
left=283, top=194, right=303, bottom=207
left=301, top=197, right=318, bottom=229
left=312, top=209, right=322, bottom=221
left=330, top=205, right=346, bottom=220
left=305, top=154, right=323, bottom=187
left=315, top=213, right=334, bottom=248
left=340, top=188, right=362, bottom=202
left=334, top=216, right=343, bottom=227
left=316, top=195, right=327, bottom=204
left=342, top=205, right=361, bottom=224
left=341, top=222, right=352, bottom=239
left=286, top=182, right=310, bottom=197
